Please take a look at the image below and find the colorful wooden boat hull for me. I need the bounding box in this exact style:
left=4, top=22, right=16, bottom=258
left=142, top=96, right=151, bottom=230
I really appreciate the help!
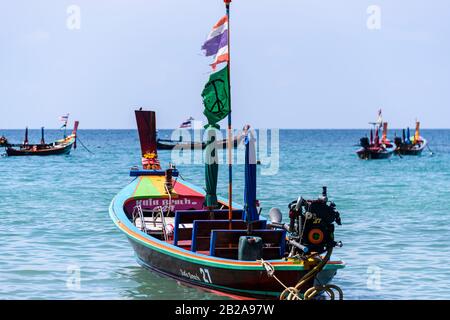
left=157, top=139, right=206, bottom=150
left=356, top=146, right=395, bottom=160
left=156, top=136, right=242, bottom=150
left=4, top=122, right=78, bottom=157
left=5, top=139, right=75, bottom=156
left=395, top=138, right=427, bottom=156
left=129, top=237, right=340, bottom=299
left=109, top=175, right=345, bottom=299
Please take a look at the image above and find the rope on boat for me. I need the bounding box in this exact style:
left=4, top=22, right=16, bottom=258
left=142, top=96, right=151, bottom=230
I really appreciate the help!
left=260, top=247, right=343, bottom=300
left=427, top=144, right=434, bottom=156
left=303, top=284, right=344, bottom=300
left=76, top=135, right=94, bottom=155
left=260, top=259, right=301, bottom=300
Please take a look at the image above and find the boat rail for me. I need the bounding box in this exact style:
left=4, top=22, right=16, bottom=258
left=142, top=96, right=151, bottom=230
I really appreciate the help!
left=132, top=205, right=147, bottom=234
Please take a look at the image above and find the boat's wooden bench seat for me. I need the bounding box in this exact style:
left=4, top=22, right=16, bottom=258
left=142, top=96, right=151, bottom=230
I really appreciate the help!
left=173, top=210, right=244, bottom=246
left=191, top=219, right=267, bottom=252
left=210, top=229, right=286, bottom=260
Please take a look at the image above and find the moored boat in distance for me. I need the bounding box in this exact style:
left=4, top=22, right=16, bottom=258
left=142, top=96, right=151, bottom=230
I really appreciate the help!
left=157, top=134, right=244, bottom=150
left=110, top=110, right=345, bottom=299
left=156, top=138, right=206, bottom=150
left=4, top=121, right=79, bottom=156
left=357, top=122, right=396, bottom=160
left=394, top=121, right=428, bottom=156
left=156, top=122, right=246, bottom=151
left=357, top=110, right=396, bottom=160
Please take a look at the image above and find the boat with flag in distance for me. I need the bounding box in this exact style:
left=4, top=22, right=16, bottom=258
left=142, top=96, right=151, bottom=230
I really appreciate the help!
left=356, top=110, right=396, bottom=160
left=3, top=121, right=79, bottom=156
left=156, top=116, right=245, bottom=150
left=394, top=121, right=428, bottom=156
left=157, top=116, right=206, bottom=150
left=110, top=0, right=345, bottom=300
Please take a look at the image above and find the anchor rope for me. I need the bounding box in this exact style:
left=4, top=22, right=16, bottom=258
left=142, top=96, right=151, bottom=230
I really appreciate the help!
left=76, top=135, right=94, bottom=154
left=427, top=144, right=434, bottom=155
left=260, top=246, right=343, bottom=300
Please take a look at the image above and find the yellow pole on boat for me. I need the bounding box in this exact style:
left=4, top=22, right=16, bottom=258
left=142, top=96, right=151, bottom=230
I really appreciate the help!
left=382, top=122, right=388, bottom=144
left=414, top=121, right=420, bottom=144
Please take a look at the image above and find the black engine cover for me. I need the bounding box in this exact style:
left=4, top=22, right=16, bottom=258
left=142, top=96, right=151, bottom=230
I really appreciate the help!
left=301, top=201, right=340, bottom=254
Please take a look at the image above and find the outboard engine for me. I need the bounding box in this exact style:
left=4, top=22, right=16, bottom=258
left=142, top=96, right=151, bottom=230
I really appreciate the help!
left=287, top=187, right=342, bottom=255
left=0, top=136, right=8, bottom=146
left=394, top=136, right=403, bottom=148
left=360, top=137, right=370, bottom=149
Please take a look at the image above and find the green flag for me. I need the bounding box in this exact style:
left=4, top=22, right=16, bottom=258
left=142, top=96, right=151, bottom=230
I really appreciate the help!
left=202, top=67, right=230, bottom=129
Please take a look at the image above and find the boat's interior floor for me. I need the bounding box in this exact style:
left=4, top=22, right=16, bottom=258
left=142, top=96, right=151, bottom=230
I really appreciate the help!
left=132, top=209, right=286, bottom=260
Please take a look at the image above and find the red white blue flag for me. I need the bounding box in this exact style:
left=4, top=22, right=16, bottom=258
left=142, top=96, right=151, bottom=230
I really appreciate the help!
left=180, top=117, right=194, bottom=128
left=59, top=114, right=69, bottom=122
left=59, top=113, right=69, bottom=128
left=202, top=16, right=229, bottom=69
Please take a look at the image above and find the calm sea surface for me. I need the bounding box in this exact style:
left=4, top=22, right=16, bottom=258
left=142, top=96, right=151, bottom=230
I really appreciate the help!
left=1, top=129, right=450, bottom=300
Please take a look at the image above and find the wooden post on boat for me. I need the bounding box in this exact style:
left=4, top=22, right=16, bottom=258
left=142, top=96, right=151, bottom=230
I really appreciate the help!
left=40, top=127, right=45, bottom=145
left=72, top=121, right=79, bottom=149
left=374, top=126, right=380, bottom=147
left=414, top=121, right=420, bottom=144
left=225, top=0, right=233, bottom=226
left=24, top=127, right=29, bottom=145
left=135, top=110, right=161, bottom=170
left=382, top=122, right=388, bottom=143
left=72, top=121, right=79, bottom=135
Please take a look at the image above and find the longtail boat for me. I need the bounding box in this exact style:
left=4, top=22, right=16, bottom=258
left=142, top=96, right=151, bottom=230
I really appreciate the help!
left=357, top=111, right=396, bottom=160
left=110, top=110, right=344, bottom=299
left=156, top=117, right=206, bottom=150
left=110, top=1, right=344, bottom=300
left=156, top=138, right=206, bottom=150
left=4, top=122, right=79, bottom=156
left=394, top=121, right=428, bottom=156
left=156, top=127, right=246, bottom=151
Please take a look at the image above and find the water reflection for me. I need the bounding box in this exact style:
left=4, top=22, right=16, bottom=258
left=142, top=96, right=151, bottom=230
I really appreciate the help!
left=117, top=265, right=229, bottom=300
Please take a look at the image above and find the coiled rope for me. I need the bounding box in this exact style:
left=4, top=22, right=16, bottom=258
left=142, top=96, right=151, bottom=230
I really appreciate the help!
left=260, top=246, right=343, bottom=300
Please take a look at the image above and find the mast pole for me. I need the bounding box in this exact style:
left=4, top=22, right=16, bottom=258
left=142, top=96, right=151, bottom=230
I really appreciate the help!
left=225, top=0, right=233, bottom=223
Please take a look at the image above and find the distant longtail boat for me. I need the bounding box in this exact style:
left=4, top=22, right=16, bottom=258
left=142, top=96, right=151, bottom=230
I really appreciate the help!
left=156, top=116, right=245, bottom=150
left=357, top=110, right=396, bottom=160
left=3, top=121, right=79, bottom=156
left=394, top=121, right=428, bottom=156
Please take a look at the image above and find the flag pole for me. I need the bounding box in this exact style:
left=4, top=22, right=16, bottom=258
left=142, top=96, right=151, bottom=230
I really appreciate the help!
left=225, top=0, right=233, bottom=224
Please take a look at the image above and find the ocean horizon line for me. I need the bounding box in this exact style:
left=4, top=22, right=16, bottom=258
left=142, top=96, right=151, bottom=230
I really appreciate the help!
left=1, top=127, right=450, bottom=131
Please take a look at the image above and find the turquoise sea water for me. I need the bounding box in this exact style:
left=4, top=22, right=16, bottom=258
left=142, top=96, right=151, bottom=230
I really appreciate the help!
left=1, top=129, right=450, bottom=300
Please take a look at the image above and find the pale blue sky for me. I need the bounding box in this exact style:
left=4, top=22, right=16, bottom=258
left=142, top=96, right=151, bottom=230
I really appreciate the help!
left=1, top=0, right=449, bottom=129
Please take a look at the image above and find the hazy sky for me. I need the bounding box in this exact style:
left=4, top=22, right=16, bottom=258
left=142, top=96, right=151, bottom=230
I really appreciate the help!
left=1, top=0, right=449, bottom=129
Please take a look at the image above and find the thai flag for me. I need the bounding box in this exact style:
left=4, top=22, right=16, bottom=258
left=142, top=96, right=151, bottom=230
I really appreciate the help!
left=59, top=114, right=69, bottom=122
left=202, top=16, right=229, bottom=69
left=180, top=117, right=194, bottom=128
left=60, top=114, right=69, bottom=128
